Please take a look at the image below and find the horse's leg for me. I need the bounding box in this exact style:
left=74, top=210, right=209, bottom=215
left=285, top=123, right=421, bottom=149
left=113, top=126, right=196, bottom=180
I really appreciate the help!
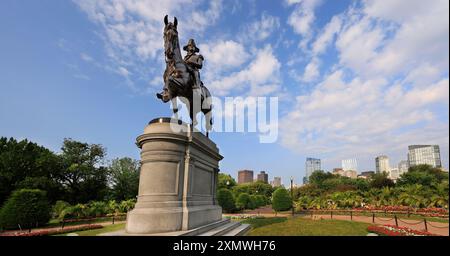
left=204, top=109, right=212, bottom=138
left=190, top=100, right=197, bottom=132
left=171, top=98, right=179, bottom=121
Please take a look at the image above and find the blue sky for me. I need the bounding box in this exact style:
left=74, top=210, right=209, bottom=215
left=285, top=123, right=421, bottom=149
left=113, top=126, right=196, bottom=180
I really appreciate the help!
left=0, top=0, right=448, bottom=186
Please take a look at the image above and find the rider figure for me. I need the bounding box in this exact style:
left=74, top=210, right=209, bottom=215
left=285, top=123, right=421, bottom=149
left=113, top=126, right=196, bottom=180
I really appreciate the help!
left=183, top=39, right=203, bottom=89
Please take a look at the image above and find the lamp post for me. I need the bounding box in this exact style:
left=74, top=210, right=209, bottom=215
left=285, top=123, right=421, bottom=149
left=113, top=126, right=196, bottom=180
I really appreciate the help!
left=256, top=190, right=259, bottom=216
left=290, top=177, right=294, bottom=217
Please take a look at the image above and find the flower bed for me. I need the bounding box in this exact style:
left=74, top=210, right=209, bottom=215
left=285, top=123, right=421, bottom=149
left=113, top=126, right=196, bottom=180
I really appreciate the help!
left=7, top=224, right=103, bottom=236
left=367, top=225, right=437, bottom=236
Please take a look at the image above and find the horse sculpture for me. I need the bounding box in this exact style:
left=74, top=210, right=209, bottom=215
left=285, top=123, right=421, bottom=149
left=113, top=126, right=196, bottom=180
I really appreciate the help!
left=156, top=15, right=213, bottom=137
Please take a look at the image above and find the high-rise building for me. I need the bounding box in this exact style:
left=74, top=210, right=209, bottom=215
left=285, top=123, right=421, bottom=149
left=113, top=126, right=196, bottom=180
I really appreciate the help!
left=257, top=171, right=269, bottom=183
left=358, top=171, right=375, bottom=179
left=375, top=155, right=390, bottom=174
left=398, top=160, right=409, bottom=177
left=304, top=158, right=321, bottom=184
left=342, top=158, right=358, bottom=172
left=408, top=145, right=442, bottom=168
left=343, top=170, right=357, bottom=179
left=238, top=170, right=254, bottom=184
left=272, top=177, right=282, bottom=187
left=389, top=167, right=400, bottom=180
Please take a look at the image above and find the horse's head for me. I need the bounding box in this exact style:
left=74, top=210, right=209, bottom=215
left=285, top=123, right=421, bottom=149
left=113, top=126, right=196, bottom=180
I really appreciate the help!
left=163, top=15, right=178, bottom=61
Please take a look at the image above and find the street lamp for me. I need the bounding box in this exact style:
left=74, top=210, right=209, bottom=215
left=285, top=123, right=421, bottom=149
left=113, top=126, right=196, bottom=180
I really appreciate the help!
left=290, top=176, right=294, bottom=217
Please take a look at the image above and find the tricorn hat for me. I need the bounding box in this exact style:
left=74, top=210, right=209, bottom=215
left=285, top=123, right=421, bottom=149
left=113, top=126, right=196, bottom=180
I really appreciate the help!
left=183, top=39, right=200, bottom=53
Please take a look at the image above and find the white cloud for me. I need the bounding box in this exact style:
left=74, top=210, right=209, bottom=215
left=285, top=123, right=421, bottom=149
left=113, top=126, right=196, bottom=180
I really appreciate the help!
left=312, top=15, right=342, bottom=55
left=280, top=70, right=448, bottom=158
left=302, top=58, right=320, bottom=82
left=80, top=52, right=94, bottom=62
left=117, top=66, right=131, bottom=77
left=207, top=45, right=281, bottom=96
left=74, top=0, right=223, bottom=92
left=286, top=0, right=323, bottom=48
left=335, top=0, right=449, bottom=79
left=239, top=13, right=281, bottom=42
left=199, top=40, right=249, bottom=72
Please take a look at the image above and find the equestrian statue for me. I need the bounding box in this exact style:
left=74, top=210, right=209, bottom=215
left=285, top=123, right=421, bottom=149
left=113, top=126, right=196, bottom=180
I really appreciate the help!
left=156, top=15, right=213, bottom=137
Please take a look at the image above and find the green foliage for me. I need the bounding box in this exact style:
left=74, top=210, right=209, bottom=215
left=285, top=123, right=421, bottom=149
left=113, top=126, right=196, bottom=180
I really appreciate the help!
left=108, top=157, right=140, bottom=201
left=218, top=173, right=237, bottom=190
left=309, top=170, right=334, bottom=187
left=217, top=188, right=236, bottom=213
left=0, top=137, right=63, bottom=205
left=254, top=195, right=267, bottom=208
left=0, top=189, right=51, bottom=229
left=236, top=193, right=251, bottom=210
left=56, top=199, right=137, bottom=220
left=370, top=172, right=395, bottom=189
left=295, top=164, right=448, bottom=210
left=52, top=200, right=71, bottom=219
left=272, top=188, right=292, bottom=212
left=118, top=199, right=136, bottom=213
left=397, top=165, right=448, bottom=187
left=58, top=138, right=109, bottom=204
left=231, top=181, right=274, bottom=199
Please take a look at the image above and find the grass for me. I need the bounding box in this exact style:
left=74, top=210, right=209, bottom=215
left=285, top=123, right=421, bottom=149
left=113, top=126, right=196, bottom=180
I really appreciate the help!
left=243, top=217, right=371, bottom=236
left=56, top=223, right=126, bottom=236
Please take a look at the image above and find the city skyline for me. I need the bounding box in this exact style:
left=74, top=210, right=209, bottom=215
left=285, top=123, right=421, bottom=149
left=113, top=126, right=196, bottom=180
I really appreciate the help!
left=231, top=144, right=446, bottom=187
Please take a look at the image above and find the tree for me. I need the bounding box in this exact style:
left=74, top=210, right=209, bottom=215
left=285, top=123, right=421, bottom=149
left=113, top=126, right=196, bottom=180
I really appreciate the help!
left=370, top=172, right=395, bottom=189
left=248, top=181, right=274, bottom=198
left=272, top=188, right=292, bottom=212
left=254, top=195, right=266, bottom=207
left=236, top=193, right=251, bottom=210
left=0, top=137, right=63, bottom=205
left=0, top=189, right=51, bottom=229
left=308, top=170, right=334, bottom=188
left=397, top=164, right=448, bottom=187
left=108, top=157, right=140, bottom=201
left=218, top=173, right=236, bottom=190
left=217, top=188, right=236, bottom=213
left=57, top=138, right=109, bottom=203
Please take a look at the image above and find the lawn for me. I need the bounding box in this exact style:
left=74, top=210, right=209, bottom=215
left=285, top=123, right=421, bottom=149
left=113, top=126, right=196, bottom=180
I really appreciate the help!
left=56, top=223, right=126, bottom=236
left=243, top=217, right=371, bottom=236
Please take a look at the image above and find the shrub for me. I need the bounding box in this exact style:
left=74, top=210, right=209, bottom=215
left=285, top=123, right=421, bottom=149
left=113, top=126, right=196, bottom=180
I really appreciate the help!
left=87, top=201, right=108, bottom=217
left=248, top=195, right=257, bottom=210
left=52, top=200, right=71, bottom=219
left=59, top=204, right=88, bottom=220
left=255, top=195, right=266, bottom=207
left=236, top=193, right=251, bottom=210
left=272, top=188, right=292, bottom=212
left=118, top=199, right=136, bottom=213
left=217, top=188, right=236, bottom=213
left=0, top=189, right=51, bottom=229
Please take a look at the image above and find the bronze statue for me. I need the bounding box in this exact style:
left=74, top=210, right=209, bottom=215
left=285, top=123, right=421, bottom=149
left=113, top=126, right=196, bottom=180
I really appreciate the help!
left=156, top=15, right=213, bottom=137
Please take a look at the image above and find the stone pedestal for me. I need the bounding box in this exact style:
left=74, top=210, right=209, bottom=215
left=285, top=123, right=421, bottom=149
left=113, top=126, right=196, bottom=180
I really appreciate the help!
left=125, top=117, right=223, bottom=234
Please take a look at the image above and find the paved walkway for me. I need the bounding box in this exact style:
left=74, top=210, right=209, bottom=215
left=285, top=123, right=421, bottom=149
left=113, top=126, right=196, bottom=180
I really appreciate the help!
left=308, top=214, right=449, bottom=236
